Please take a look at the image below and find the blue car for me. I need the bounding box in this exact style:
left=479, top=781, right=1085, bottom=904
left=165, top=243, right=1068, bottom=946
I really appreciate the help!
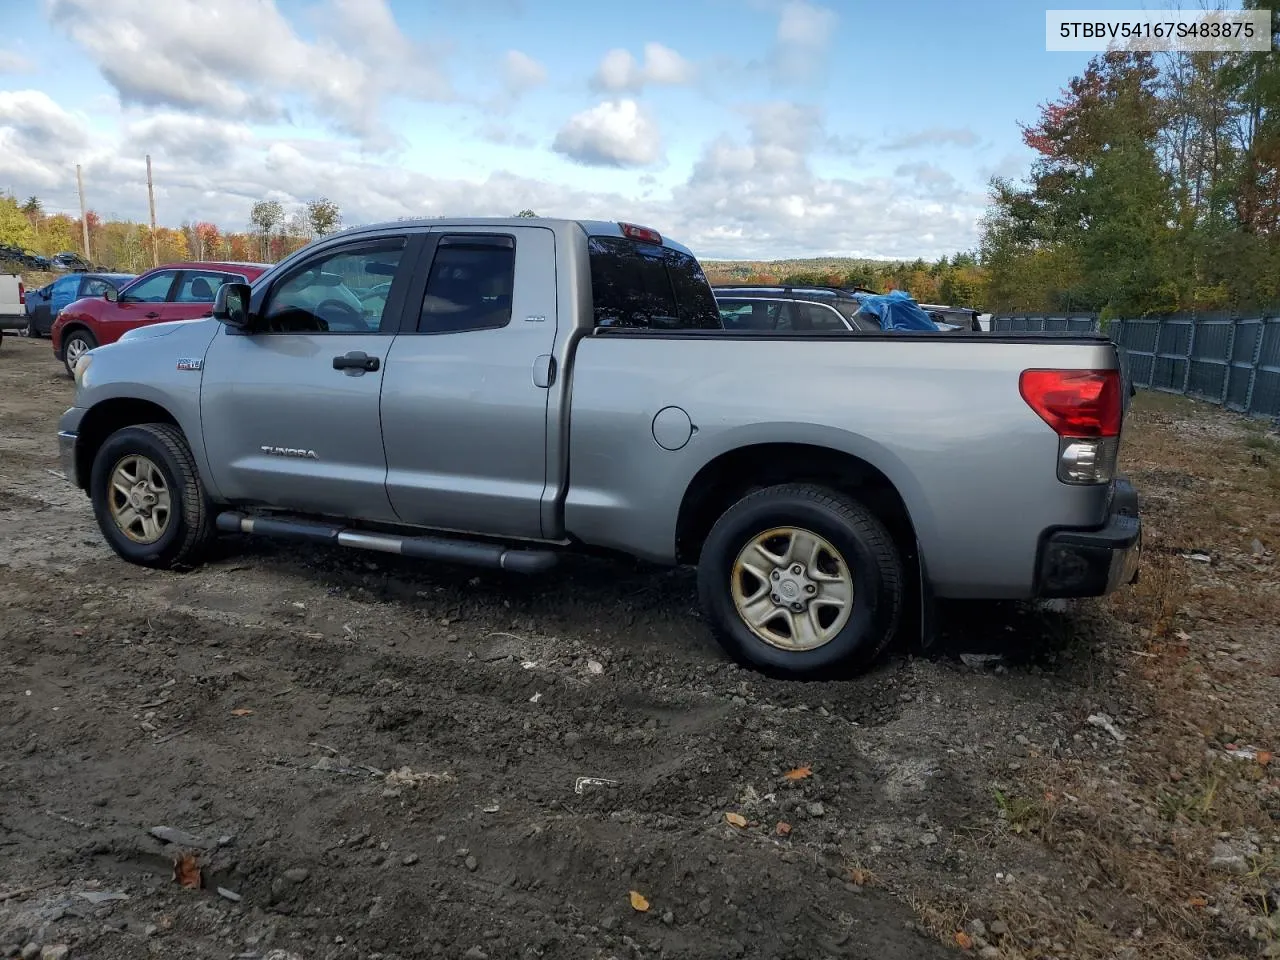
left=23, top=271, right=135, bottom=338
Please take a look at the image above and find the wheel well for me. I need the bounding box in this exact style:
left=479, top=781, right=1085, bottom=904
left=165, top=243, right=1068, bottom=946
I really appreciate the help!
left=675, top=443, right=918, bottom=565
left=72, top=399, right=180, bottom=489
left=58, top=322, right=92, bottom=353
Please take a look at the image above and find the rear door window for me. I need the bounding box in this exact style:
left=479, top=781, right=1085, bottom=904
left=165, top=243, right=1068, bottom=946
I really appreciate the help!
left=588, top=236, right=721, bottom=330
left=80, top=276, right=111, bottom=298
left=417, top=236, right=516, bottom=334
left=717, top=299, right=786, bottom=330
left=794, top=302, right=849, bottom=332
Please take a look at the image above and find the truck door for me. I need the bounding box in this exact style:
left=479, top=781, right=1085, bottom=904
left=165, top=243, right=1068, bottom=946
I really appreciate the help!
left=200, top=233, right=425, bottom=521
left=379, top=226, right=558, bottom=540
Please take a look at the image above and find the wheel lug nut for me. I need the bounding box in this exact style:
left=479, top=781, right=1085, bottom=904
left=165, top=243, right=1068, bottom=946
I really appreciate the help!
left=771, top=594, right=780, bottom=604
left=791, top=602, right=803, bottom=612
left=770, top=570, right=780, bottom=580
left=805, top=584, right=816, bottom=594
left=791, top=564, right=802, bottom=575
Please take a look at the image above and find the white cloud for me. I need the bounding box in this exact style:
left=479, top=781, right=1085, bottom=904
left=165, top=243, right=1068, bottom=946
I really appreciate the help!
left=590, top=42, right=695, bottom=93
left=125, top=113, right=255, bottom=163
left=476, top=120, right=536, bottom=147
left=44, top=0, right=451, bottom=145
left=1, top=87, right=985, bottom=261
left=771, top=0, right=838, bottom=84
left=502, top=50, right=547, bottom=96
left=552, top=99, right=662, bottom=168
left=887, top=127, right=980, bottom=150
left=0, top=49, right=35, bottom=73
left=672, top=102, right=983, bottom=258
left=0, top=90, right=91, bottom=156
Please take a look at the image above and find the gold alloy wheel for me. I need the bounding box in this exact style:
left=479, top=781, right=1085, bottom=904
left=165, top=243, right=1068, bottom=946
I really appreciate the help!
left=107, top=454, right=173, bottom=544
left=729, top=526, right=854, bottom=651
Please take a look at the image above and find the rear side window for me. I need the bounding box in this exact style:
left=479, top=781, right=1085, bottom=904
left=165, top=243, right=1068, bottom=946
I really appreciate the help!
left=791, top=302, right=849, bottom=332
left=588, top=236, right=721, bottom=330
left=718, top=299, right=786, bottom=330
left=418, top=235, right=515, bottom=334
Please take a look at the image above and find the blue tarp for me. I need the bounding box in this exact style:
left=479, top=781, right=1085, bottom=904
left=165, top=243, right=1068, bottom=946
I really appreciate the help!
left=850, top=290, right=939, bottom=332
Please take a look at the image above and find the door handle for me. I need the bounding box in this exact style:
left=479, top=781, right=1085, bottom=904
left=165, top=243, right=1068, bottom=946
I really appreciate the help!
left=145, top=311, right=160, bottom=318
left=333, top=351, right=379, bottom=373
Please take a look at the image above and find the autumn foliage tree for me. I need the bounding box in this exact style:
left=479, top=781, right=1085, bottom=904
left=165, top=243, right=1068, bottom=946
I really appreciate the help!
left=984, top=7, right=1280, bottom=316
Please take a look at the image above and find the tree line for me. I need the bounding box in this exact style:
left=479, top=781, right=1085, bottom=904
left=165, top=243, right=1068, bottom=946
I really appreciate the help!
left=0, top=194, right=343, bottom=272
left=983, top=1, right=1280, bottom=317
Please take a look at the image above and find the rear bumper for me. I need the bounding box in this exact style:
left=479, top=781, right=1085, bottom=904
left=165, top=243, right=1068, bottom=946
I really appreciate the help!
left=0, top=314, right=25, bottom=331
left=1035, top=477, right=1142, bottom=598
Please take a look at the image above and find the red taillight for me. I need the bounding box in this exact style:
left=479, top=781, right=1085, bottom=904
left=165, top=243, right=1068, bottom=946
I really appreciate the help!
left=1019, top=369, right=1122, bottom=438
left=18, top=281, right=24, bottom=305
left=619, top=222, right=662, bottom=244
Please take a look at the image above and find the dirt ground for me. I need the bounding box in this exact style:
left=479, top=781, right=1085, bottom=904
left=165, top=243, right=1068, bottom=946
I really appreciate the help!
left=1, top=334, right=1276, bottom=960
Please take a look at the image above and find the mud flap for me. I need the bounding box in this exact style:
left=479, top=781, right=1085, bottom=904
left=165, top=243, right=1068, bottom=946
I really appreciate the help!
left=916, top=539, right=938, bottom=651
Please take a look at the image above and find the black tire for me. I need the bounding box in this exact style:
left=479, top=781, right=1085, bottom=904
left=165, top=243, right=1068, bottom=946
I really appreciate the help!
left=90, top=423, right=217, bottom=570
left=62, top=327, right=97, bottom=377
left=697, top=483, right=903, bottom=677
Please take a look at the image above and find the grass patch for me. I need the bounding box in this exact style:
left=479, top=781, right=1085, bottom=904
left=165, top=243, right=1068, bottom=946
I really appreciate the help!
left=920, top=394, right=1280, bottom=960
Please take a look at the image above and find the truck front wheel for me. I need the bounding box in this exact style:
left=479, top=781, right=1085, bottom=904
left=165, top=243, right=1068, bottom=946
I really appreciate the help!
left=90, top=423, right=217, bottom=570
left=697, top=483, right=903, bottom=677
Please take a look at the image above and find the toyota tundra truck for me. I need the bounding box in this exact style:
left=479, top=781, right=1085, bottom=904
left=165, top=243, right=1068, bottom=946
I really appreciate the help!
left=55, top=218, right=1141, bottom=676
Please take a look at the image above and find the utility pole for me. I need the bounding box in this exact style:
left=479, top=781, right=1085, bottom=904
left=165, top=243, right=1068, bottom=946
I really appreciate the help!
left=146, top=154, right=158, bottom=268
left=76, top=163, right=90, bottom=262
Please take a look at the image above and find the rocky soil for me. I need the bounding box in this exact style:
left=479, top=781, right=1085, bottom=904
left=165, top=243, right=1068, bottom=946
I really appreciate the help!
left=0, top=336, right=1276, bottom=960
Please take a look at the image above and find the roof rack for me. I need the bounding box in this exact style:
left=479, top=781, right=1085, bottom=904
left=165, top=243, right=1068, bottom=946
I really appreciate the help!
left=710, top=283, right=879, bottom=297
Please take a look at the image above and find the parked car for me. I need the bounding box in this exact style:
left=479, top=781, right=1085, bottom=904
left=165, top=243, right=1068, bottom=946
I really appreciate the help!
left=713, top=285, right=880, bottom=331
left=919, top=302, right=982, bottom=331
left=0, top=247, right=51, bottom=271
left=713, top=285, right=985, bottom=334
left=51, top=261, right=268, bottom=376
left=0, top=272, right=24, bottom=348
left=0, top=245, right=48, bottom=270
left=49, top=251, right=91, bottom=272
left=55, top=218, right=1141, bottom=677
left=23, top=272, right=135, bottom=338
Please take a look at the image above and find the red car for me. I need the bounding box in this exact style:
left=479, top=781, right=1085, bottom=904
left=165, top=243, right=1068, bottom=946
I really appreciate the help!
left=52, top=261, right=269, bottom=376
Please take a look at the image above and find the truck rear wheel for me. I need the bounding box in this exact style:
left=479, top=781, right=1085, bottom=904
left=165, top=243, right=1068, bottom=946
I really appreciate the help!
left=697, top=483, right=903, bottom=677
left=90, top=423, right=217, bottom=570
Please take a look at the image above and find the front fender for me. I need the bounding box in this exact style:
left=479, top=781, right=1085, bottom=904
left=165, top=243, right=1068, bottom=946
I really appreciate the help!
left=72, top=320, right=222, bottom=497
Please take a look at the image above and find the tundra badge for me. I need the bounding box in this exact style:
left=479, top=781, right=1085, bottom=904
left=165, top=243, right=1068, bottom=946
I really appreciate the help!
left=261, top=446, right=319, bottom=460
left=176, top=358, right=203, bottom=371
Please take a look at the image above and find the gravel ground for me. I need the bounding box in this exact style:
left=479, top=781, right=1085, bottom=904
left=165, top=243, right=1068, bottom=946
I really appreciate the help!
left=0, top=334, right=1276, bottom=960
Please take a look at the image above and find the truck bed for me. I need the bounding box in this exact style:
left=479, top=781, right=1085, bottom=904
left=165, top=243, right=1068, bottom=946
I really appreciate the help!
left=563, top=330, right=1123, bottom=598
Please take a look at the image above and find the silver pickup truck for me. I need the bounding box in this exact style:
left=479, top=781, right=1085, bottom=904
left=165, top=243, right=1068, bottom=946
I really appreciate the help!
left=56, top=218, right=1141, bottom=676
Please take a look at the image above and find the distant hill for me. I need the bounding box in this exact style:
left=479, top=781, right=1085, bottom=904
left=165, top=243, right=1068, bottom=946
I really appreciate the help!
left=700, top=254, right=988, bottom=310
left=702, top=257, right=916, bottom=282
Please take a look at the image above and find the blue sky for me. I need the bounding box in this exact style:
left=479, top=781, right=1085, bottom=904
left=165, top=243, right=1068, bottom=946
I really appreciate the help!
left=0, top=0, right=1211, bottom=259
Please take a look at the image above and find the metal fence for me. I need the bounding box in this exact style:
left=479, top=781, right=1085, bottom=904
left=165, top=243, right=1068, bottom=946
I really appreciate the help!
left=991, top=313, right=1280, bottom=421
